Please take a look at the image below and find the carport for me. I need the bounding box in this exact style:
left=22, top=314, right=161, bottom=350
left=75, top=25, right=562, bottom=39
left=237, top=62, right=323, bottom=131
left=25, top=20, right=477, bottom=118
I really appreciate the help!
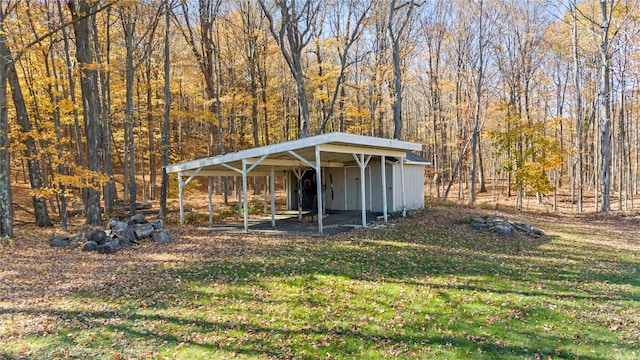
left=165, top=132, right=424, bottom=236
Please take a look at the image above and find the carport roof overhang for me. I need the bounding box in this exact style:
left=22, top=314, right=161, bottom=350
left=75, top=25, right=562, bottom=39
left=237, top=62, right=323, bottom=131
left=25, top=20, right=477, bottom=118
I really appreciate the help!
left=166, top=132, right=424, bottom=236
left=165, top=132, right=422, bottom=176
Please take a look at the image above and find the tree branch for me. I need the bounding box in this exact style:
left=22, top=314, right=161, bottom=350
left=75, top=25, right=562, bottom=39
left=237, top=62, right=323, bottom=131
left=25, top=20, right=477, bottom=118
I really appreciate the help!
left=13, top=2, right=113, bottom=63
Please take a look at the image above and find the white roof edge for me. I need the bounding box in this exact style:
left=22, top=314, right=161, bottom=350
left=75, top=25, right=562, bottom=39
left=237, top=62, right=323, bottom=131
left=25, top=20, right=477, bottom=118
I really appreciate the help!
left=322, top=132, right=422, bottom=151
left=166, top=132, right=423, bottom=173
left=404, top=161, right=432, bottom=166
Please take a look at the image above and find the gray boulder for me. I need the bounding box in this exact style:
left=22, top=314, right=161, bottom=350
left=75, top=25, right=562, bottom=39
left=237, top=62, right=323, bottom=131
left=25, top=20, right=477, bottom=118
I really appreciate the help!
left=150, top=219, right=164, bottom=230
left=152, top=229, right=174, bottom=244
left=511, top=222, right=532, bottom=233
left=113, top=227, right=137, bottom=246
left=86, top=230, right=108, bottom=245
left=531, top=228, right=545, bottom=237
left=132, top=223, right=155, bottom=240
left=107, top=218, right=128, bottom=232
left=129, top=213, right=147, bottom=225
left=49, top=236, right=69, bottom=248
left=471, top=217, right=489, bottom=230
left=97, top=239, right=120, bottom=254
left=489, top=214, right=507, bottom=223
left=494, top=222, right=516, bottom=237
left=470, top=213, right=544, bottom=238
left=82, top=241, right=98, bottom=252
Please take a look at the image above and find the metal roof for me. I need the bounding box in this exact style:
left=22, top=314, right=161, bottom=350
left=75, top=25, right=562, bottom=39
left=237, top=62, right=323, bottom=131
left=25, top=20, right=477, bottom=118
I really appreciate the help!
left=405, top=151, right=431, bottom=164
left=166, top=132, right=424, bottom=177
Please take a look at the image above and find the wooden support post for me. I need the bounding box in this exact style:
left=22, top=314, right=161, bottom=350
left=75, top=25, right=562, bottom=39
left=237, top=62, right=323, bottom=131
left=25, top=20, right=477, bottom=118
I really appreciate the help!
left=270, top=166, right=276, bottom=228
left=315, top=146, right=323, bottom=236
left=208, top=177, right=213, bottom=224
left=242, top=160, right=249, bottom=232
left=381, top=155, right=387, bottom=222
left=401, top=157, right=406, bottom=217
left=178, top=171, right=184, bottom=226
left=343, top=167, right=347, bottom=210
left=353, top=153, right=371, bottom=228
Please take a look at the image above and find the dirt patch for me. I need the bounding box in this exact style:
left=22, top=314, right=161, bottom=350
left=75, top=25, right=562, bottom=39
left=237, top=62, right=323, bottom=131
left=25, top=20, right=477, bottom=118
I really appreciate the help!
left=204, top=210, right=391, bottom=236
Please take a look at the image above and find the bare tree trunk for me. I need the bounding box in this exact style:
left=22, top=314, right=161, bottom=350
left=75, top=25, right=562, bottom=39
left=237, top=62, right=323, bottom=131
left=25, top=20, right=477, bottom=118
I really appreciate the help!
left=0, top=8, right=12, bottom=237
left=48, top=40, right=69, bottom=231
left=316, top=1, right=371, bottom=134
left=478, top=135, right=487, bottom=193
left=387, top=0, right=419, bottom=140
left=177, top=0, right=227, bottom=201
left=240, top=0, right=261, bottom=194
left=160, top=0, right=171, bottom=218
left=90, top=7, right=116, bottom=215
left=390, top=39, right=403, bottom=139
left=618, top=45, right=627, bottom=211
left=121, top=9, right=137, bottom=216
left=146, top=59, right=156, bottom=200
left=258, top=0, right=321, bottom=138
left=212, top=29, right=228, bottom=203
left=470, top=0, right=485, bottom=204
left=1, top=39, right=51, bottom=227
left=258, top=28, right=270, bottom=145
left=120, top=3, right=160, bottom=214
left=598, top=0, right=612, bottom=212
left=58, top=1, right=85, bottom=168
left=571, top=2, right=583, bottom=212
left=70, top=0, right=103, bottom=226
left=443, top=136, right=473, bottom=201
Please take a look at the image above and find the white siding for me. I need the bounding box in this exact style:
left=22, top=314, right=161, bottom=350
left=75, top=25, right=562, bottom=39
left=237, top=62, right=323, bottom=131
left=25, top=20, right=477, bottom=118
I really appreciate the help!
left=391, top=163, right=425, bottom=212
left=288, top=160, right=425, bottom=213
left=368, top=161, right=394, bottom=212
left=323, top=167, right=348, bottom=211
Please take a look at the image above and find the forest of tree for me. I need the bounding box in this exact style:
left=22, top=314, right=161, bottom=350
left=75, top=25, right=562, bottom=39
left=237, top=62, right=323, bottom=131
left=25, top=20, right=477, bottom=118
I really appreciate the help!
left=0, top=0, right=638, bottom=238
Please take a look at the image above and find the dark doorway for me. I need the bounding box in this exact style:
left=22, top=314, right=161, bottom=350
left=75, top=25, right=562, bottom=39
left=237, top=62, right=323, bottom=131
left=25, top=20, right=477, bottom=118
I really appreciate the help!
left=300, top=169, right=317, bottom=210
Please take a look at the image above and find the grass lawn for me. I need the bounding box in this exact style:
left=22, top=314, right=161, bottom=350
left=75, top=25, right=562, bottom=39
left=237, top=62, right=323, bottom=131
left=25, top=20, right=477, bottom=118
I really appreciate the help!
left=1, top=205, right=638, bottom=359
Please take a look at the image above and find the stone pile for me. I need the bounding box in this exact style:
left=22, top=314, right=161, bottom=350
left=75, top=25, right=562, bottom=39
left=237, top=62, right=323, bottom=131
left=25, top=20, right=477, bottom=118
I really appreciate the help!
left=471, top=214, right=544, bottom=238
left=49, top=213, right=174, bottom=254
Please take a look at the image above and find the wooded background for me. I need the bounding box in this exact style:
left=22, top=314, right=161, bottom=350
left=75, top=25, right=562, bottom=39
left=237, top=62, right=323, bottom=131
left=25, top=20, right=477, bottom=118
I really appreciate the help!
left=0, top=0, right=636, bottom=238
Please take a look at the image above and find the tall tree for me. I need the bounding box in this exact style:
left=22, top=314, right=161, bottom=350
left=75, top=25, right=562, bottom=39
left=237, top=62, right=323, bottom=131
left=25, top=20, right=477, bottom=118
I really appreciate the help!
left=121, top=7, right=138, bottom=217
left=234, top=0, right=263, bottom=148
left=176, top=0, right=227, bottom=163
left=258, top=0, right=322, bottom=138
left=1, top=43, right=52, bottom=227
left=387, top=0, right=420, bottom=140
left=570, top=0, right=584, bottom=212
left=94, top=7, right=116, bottom=215
left=570, top=0, right=634, bottom=212
left=119, top=1, right=161, bottom=216
left=597, top=0, right=614, bottom=212
left=0, top=2, right=16, bottom=238
left=492, top=0, right=548, bottom=207
left=0, top=2, right=52, bottom=228
left=316, top=0, right=372, bottom=134
left=470, top=0, right=487, bottom=204
left=68, top=0, right=103, bottom=226
left=160, top=0, right=171, bottom=218
left=420, top=0, right=450, bottom=198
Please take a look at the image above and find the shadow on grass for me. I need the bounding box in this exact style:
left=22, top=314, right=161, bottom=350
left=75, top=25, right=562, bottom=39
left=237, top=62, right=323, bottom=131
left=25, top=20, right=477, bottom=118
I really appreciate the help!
left=3, top=215, right=639, bottom=359
left=0, top=306, right=610, bottom=360
left=170, top=223, right=639, bottom=303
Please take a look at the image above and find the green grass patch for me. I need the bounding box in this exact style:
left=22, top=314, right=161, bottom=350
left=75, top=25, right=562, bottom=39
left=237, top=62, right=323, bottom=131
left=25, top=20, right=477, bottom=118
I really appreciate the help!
left=1, top=207, right=639, bottom=359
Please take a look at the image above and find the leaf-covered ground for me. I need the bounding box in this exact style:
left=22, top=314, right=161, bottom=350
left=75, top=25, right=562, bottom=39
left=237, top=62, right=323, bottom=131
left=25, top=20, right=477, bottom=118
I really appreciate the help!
left=1, top=205, right=639, bottom=359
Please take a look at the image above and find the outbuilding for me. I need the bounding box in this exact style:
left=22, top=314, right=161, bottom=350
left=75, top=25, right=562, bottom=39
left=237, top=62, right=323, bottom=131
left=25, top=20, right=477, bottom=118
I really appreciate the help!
left=166, top=132, right=429, bottom=235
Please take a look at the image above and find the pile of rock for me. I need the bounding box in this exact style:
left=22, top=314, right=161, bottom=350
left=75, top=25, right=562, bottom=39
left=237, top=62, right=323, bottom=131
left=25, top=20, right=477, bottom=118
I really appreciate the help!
left=49, top=213, right=174, bottom=254
left=471, top=214, right=544, bottom=238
